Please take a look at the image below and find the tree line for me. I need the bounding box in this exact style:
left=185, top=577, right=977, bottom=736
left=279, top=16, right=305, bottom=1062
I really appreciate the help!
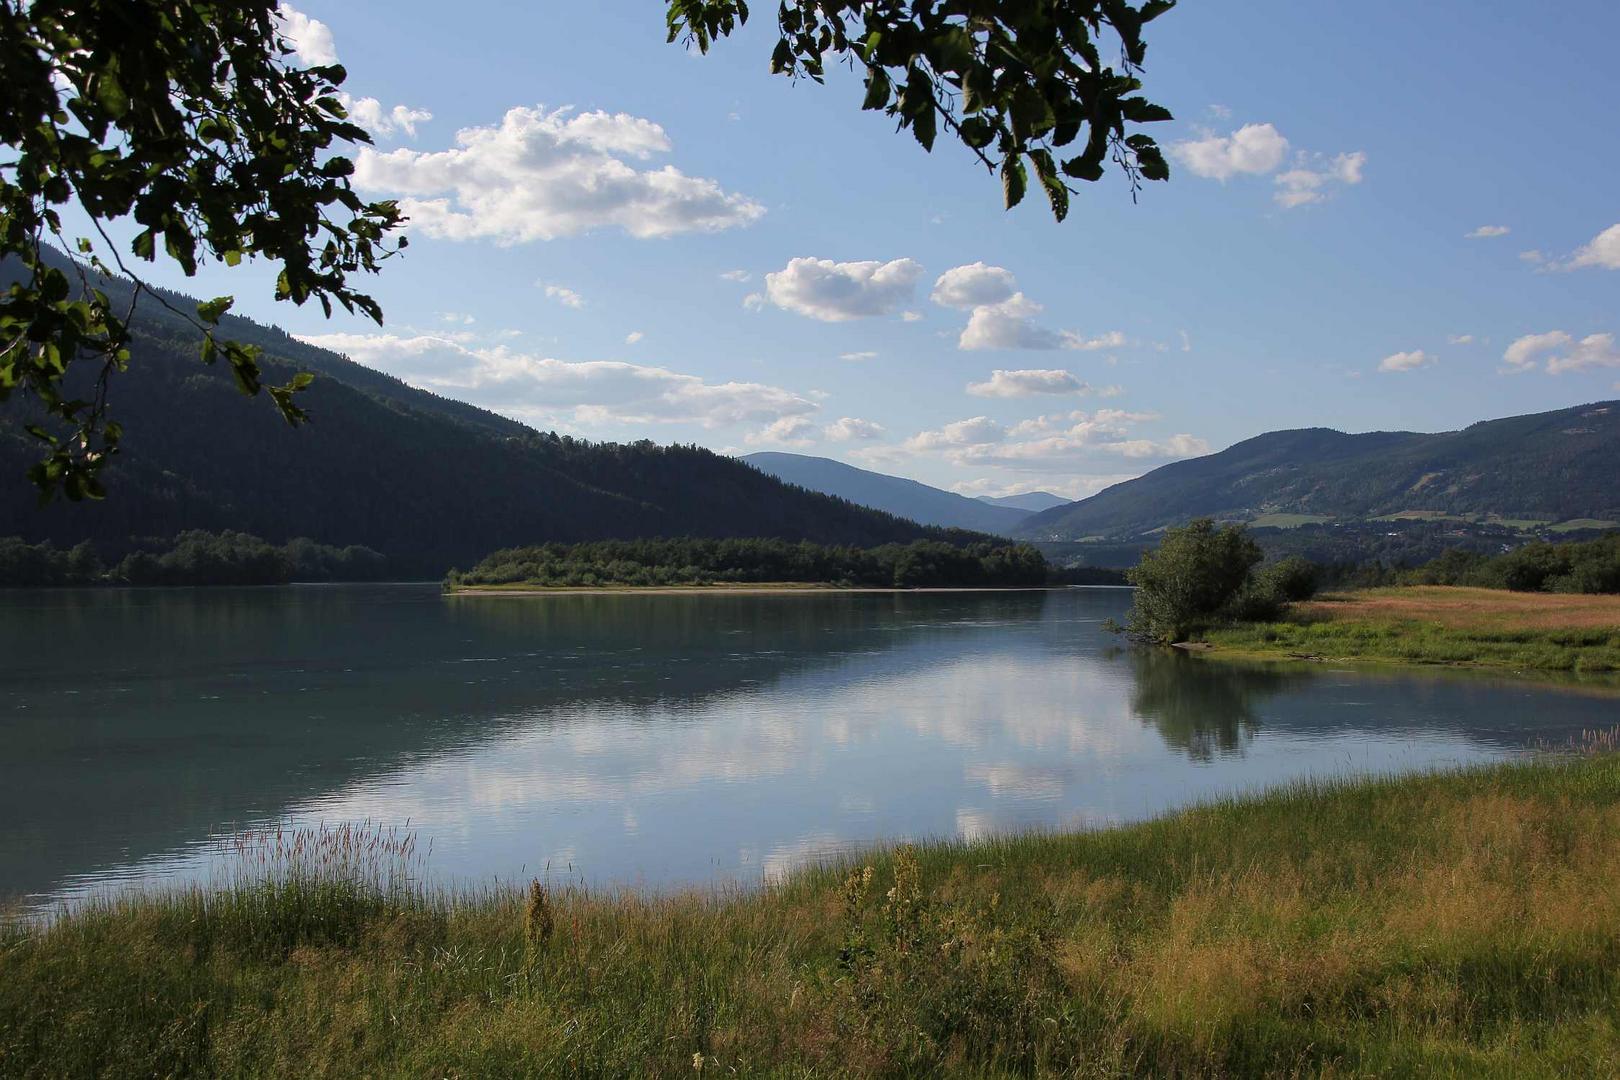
left=1120, top=520, right=1620, bottom=646
left=0, top=531, right=388, bottom=587
left=450, top=538, right=1051, bottom=590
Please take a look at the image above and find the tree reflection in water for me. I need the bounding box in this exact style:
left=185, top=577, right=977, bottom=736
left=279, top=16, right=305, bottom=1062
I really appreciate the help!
left=1126, top=648, right=1308, bottom=761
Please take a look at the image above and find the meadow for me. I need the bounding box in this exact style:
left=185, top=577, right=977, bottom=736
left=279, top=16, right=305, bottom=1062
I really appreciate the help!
left=1205, top=586, right=1620, bottom=674
left=6, top=751, right=1620, bottom=1076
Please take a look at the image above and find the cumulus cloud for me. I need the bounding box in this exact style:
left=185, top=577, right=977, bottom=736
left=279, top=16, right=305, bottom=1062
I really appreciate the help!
left=1378, top=349, right=1433, bottom=373
left=904, top=416, right=1006, bottom=451
left=1447, top=334, right=1474, bottom=346
left=339, top=94, right=432, bottom=140
left=839, top=351, right=877, bottom=362
left=296, top=332, right=817, bottom=430
left=930, top=262, right=1018, bottom=309
left=1502, top=331, right=1620, bottom=375
left=761, top=257, right=924, bottom=321
left=354, top=106, right=764, bottom=243
left=1567, top=224, right=1620, bottom=270
left=823, top=417, right=886, bottom=442
left=1173, top=123, right=1363, bottom=209
left=1467, top=225, right=1511, bottom=239
left=745, top=416, right=818, bottom=448
left=625, top=331, right=644, bottom=345
left=933, top=263, right=1122, bottom=351
left=542, top=284, right=585, bottom=309
left=966, top=369, right=1102, bottom=398
left=940, top=410, right=1206, bottom=470
left=276, top=4, right=337, bottom=66
left=1171, top=123, right=1289, bottom=180
left=720, top=269, right=752, bottom=282
left=1273, top=151, right=1365, bottom=208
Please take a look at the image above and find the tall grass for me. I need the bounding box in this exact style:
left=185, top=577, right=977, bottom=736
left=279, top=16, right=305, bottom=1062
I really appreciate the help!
left=6, top=757, right=1620, bottom=1075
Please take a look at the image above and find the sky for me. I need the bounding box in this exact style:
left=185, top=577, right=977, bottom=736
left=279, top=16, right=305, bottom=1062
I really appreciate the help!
left=108, top=1, right=1620, bottom=500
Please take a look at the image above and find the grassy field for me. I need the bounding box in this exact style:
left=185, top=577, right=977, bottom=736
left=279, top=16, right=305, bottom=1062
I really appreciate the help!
left=1205, top=586, right=1620, bottom=673
left=7, top=754, right=1620, bottom=1076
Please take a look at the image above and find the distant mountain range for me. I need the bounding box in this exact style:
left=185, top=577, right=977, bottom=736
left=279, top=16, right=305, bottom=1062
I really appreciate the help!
left=1015, top=403, right=1620, bottom=540
left=975, top=491, right=1069, bottom=512
left=0, top=255, right=967, bottom=575
left=741, top=452, right=1035, bottom=535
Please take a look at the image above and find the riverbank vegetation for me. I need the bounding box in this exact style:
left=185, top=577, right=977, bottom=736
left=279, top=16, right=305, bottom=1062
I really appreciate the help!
left=0, top=531, right=388, bottom=587
left=449, top=538, right=1051, bottom=590
left=5, top=752, right=1620, bottom=1075
left=1205, top=586, right=1620, bottom=673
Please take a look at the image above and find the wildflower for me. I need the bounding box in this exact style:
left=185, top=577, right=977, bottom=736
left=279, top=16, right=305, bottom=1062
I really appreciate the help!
left=692, top=1051, right=705, bottom=1071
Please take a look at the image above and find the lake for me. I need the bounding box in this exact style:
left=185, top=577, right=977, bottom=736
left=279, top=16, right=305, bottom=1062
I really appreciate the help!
left=3, top=584, right=1614, bottom=910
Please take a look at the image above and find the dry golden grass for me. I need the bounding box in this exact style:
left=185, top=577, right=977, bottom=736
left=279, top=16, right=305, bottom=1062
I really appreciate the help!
left=1301, top=586, right=1620, bottom=632
left=8, top=757, right=1620, bottom=1075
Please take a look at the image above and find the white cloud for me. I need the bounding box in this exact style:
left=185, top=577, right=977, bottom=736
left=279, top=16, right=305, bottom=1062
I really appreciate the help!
left=438, top=311, right=475, bottom=325
left=1519, top=250, right=1546, bottom=265
left=1502, top=331, right=1620, bottom=375
left=339, top=94, right=432, bottom=140
left=1171, top=123, right=1289, bottom=180
left=1378, top=349, right=1433, bottom=373
left=276, top=4, right=337, bottom=67
left=761, top=257, right=924, bottom=321
left=943, top=410, right=1205, bottom=470
left=543, top=284, right=585, bottom=309
left=958, top=293, right=1064, bottom=349
left=625, top=331, right=644, bottom=345
left=1273, top=151, right=1365, bottom=208
left=839, top=351, right=877, bottom=362
left=934, top=263, right=1121, bottom=351
left=720, top=269, right=752, bottom=282
left=823, top=417, right=886, bottom=442
left=354, top=105, right=764, bottom=243
left=930, top=262, right=1018, bottom=309
left=905, top=416, right=1006, bottom=451
left=966, top=369, right=1101, bottom=398
left=900, top=311, right=923, bottom=322
left=1102, top=434, right=1213, bottom=458
left=1447, top=334, right=1474, bottom=346
left=1179, top=329, right=1192, bottom=353
left=1466, top=225, right=1511, bottom=239
left=295, top=332, right=818, bottom=430
left=1567, top=224, right=1620, bottom=270
left=745, top=416, right=818, bottom=448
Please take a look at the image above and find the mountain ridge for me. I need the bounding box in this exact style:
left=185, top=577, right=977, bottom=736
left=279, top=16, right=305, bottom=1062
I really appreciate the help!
left=740, top=451, right=1033, bottom=535
left=1016, top=404, right=1620, bottom=540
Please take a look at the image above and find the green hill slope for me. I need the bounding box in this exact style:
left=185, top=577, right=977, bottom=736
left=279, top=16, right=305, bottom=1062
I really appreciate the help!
left=0, top=259, right=962, bottom=575
left=1017, top=404, right=1620, bottom=540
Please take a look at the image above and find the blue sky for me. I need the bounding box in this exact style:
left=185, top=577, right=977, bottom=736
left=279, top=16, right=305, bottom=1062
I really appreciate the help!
left=120, top=1, right=1620, bottom=499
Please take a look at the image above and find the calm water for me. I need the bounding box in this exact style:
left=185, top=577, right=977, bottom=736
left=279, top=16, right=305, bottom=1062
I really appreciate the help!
left=2, top=584, right=1615, bottom=909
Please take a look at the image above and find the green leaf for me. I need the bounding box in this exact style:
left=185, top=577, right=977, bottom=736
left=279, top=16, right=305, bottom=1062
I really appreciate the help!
left=197, top=296, right=234, bottom=325
left=1121, top=98, right=1174, bottom=123
left=911, top=104, right=936, bottom=152
left=861, top=67, right=891, bottom=111
left=1001, top=155, right=1028, bottom=209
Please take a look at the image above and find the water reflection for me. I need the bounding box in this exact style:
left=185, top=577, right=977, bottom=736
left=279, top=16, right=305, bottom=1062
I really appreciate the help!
left=1, top=585, right=1614, bottom=907
left=1128, top=650, right=1309, bottom=760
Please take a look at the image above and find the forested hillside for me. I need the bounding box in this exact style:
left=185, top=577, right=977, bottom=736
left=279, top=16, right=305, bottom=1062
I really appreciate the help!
left=1018, top=405, right=1620, bottom=541
left=0, top=255, right=960, bottom=576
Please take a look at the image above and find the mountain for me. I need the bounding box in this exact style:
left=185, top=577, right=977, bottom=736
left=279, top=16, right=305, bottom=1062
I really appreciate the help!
left=741, top=452, right=1032, bottom=535
left=1017, top=403, right=1620, bottom=541
left=976, top=491, right=1070, bottom=513
left=0, top=256, right=968, bottom=575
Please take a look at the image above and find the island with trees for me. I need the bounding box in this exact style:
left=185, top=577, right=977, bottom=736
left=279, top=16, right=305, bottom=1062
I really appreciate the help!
left=447, top=537, right=1056, bottom=591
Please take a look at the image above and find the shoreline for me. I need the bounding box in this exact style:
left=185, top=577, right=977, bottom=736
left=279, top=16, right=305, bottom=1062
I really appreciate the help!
left=8, top=754, right=1620, bottom=1074
left=446, top=583, right=1079, bottom=597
